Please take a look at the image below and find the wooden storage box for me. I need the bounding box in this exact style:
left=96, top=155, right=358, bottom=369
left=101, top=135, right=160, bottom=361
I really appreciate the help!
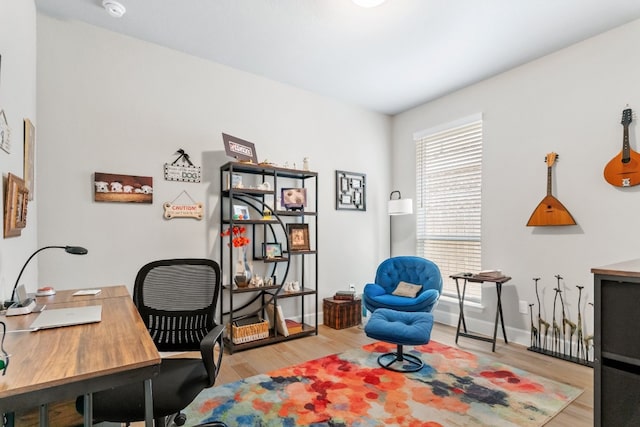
left=323, top=297, right=361, bottom=329
left=227, top=319, right=270, bottom=344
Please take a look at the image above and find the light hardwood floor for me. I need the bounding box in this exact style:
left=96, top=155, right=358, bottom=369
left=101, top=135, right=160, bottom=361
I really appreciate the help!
left=16, top=322, right=593, bottom=426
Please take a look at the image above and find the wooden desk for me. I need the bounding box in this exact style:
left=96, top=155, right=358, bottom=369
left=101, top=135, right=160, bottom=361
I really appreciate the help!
left=0, top=286, right=160, bottom=426
left=33, top=285, right=130, bottom=305
left=450, top=274, right=511, bottom=352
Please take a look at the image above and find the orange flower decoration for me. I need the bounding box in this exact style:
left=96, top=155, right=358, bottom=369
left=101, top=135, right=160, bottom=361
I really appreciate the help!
left=220, top=226, right=250, bottom=248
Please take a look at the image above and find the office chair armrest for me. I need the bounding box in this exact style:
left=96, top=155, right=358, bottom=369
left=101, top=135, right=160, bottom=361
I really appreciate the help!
left=200, top=324, right=225, bottom=388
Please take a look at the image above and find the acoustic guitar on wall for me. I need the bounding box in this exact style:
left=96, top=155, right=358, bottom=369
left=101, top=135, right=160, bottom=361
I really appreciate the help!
left=527, top=152, right=576, bottom=226
left=603, top=108, right=640, bottom=187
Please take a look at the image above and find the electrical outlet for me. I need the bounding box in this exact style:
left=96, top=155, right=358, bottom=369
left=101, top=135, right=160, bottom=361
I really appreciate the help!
left=519, top=300, right=528, bottom=314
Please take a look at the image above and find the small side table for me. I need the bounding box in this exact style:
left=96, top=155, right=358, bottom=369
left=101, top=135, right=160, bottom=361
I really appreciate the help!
left=323, top=297, right=362, bottom=329
left=450, top=274, right=511, bottom=352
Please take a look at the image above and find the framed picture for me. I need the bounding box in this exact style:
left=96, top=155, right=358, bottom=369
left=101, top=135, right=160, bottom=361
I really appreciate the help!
left=0, top=109, right=10, bottom=154
left=336, top=170, right=366, bottom=211
left=94, top=172, right=153, bottom=204
left=24, top=118, right=35, bottom=200
left=340, top=177, right=349, bottom=192
left=233, top=205, right=250, bottom=220
left=281, top=187, right=307, bottom=210
left=262, top=242, right=283, bottom=259
left=287, top=223, right=310, bottom=251
left=4, top=173, right=29, bottom=237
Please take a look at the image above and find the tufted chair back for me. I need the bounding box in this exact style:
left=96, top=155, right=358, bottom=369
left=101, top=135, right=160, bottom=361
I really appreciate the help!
left=363, top=256, right=443, bottom=313
left=375, top=256, right=442, bottom=295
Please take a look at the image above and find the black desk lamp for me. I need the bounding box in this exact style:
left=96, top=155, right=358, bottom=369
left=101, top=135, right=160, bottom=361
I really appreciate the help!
left=10, top=245, right=88, bottom=303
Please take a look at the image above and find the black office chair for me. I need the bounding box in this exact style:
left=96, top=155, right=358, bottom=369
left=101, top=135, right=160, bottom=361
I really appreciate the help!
left=76, top=258, right=227, bottom=427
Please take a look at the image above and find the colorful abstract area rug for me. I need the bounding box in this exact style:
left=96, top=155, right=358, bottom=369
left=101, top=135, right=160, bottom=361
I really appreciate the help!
left=184, top=341, right=582, bottom=426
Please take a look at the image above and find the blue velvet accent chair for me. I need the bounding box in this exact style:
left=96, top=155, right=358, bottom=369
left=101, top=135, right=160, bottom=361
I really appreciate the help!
left=363, top=256, right=442, bottom=313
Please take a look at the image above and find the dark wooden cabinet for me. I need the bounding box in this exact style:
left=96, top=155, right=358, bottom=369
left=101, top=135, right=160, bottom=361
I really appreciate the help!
left=592, top=259, right=640, bottom=427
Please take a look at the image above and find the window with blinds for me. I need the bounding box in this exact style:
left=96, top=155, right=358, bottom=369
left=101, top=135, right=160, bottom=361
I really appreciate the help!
left=414, top=114, right=483, bottom=301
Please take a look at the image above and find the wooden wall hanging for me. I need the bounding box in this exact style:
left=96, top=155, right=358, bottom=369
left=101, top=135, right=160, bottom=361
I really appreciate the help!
left=603, top=107, right=640, bottom=187
left=527, top=152, right=576, bottom=226
left=4, top=173, right=29, bottom=237
left=163, top=190, right=203, bottom=220
left=164, top=149, right=202, bottom=183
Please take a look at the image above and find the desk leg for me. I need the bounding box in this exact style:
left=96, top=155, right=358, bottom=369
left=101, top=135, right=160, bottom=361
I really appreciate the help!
left=144, top=378, right=153, bottom=427
left=455, top=278, right=468, bottom=344
left=82, top=393, right=93, bottom=427
left=39, top=404, right=48, bottom=427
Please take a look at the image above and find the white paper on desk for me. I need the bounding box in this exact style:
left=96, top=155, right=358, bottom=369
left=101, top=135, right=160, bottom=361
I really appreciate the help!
left=72, top=289, right=102, bottom=296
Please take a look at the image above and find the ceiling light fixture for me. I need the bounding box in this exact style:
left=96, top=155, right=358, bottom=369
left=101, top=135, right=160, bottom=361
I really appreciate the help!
left=103, top=0, right=126, bottom=18
left=352, top=0, right=386, bottom=7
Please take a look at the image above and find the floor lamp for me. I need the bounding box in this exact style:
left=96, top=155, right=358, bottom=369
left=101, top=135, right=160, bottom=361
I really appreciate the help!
left=388, top=191, right=413, bottom=257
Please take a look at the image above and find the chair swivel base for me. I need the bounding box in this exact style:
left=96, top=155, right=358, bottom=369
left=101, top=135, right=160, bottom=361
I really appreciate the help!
left=377, top=344, right=424, bottom=372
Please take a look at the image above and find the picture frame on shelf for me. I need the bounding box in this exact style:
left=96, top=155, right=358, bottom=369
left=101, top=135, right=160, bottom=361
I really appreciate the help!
left=227, top=173, right=242, bottom=189
left=233, top=205, right=250, bottom=220
left=287, top=223, right=310, bottom=251
left=4, top=173, right=29, bottom=237
left=336, top=170, right=366, bottom=211
left=262, top=242, right=283, bottom=259
left=281, top=188, right=307, bottom=211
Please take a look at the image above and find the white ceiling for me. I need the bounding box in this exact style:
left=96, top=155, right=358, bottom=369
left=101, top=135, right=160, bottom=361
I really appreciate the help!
left=34, top=0, right=640, bottom=115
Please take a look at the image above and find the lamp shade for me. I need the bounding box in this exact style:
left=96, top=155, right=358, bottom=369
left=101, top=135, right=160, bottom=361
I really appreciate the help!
left=388, top=198, right=413, bottom=216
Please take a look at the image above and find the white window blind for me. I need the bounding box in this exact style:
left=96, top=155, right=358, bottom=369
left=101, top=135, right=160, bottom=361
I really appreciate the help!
left=415, top=115, right=483, bottom=301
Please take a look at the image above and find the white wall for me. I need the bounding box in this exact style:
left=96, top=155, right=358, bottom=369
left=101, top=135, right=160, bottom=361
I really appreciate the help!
left=27, top=10, right=640, bottom=347
left=393, top=18, right=640, bottom=344
left=0, top=0, right=38, bottom=304
left=35, top=15, right=391, bottom=311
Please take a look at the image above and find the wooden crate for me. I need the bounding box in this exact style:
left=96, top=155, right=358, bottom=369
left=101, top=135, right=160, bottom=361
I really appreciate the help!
left=323, top=297, right=361, bottom=329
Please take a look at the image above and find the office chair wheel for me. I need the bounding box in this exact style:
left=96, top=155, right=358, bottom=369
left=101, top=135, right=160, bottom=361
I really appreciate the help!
left=174, top=412, right=187, bottom=426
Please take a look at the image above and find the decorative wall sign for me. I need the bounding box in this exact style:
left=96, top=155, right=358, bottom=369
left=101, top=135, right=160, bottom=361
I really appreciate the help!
left=0, top=110, right=10, bottom=154
left=94, top=172, right=153, bottom=204
left=222, top=133, right=259, bottom=163
left=336, top=170, right=366, bottom=211
left=164, top=149, right=201, bottom=183
left=23, top=119, right=35, bottom=200
left=163, top=190, right=203, bottom=220
left=4, top=173, right=29, bottom=237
